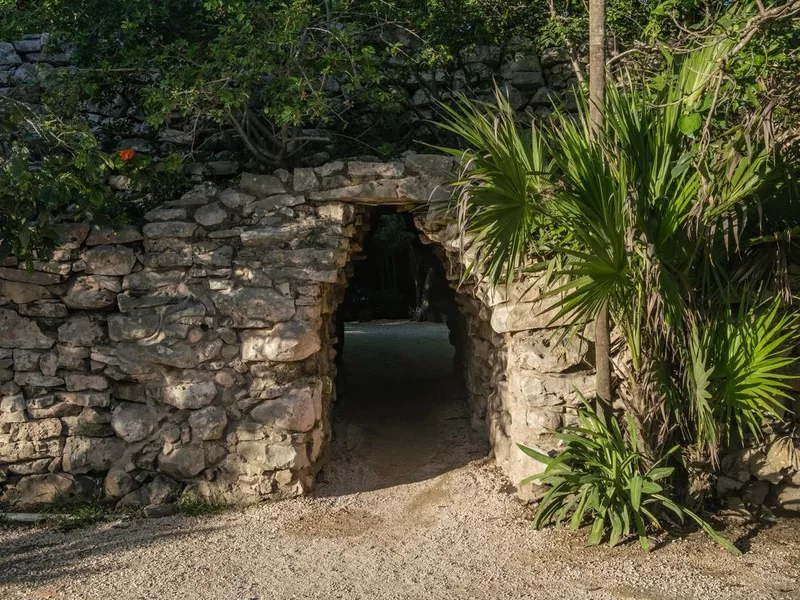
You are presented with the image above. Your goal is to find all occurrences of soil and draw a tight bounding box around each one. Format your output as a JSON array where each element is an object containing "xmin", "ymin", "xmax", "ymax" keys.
[{"xmin": 0, "ymin": 321, "xmax": 799, "ymax": 600}]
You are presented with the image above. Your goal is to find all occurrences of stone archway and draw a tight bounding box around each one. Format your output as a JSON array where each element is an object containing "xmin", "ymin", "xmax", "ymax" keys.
[{"xmin": 0, "ymin": 154, "xmax": 594, "ymax": 508}]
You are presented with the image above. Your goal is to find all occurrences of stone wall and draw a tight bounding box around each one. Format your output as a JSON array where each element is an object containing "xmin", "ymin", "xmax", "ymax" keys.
[
  {"xmin": 0, "ymin": 34, "xmax": 575, "ymax": 172},
  {"xmin": 0, "ymin": 154, "xmax": 596, "ymax": 508},
  {"xmin": 3, "ymin": 153, "xmax": 796, "ymax": 512}
]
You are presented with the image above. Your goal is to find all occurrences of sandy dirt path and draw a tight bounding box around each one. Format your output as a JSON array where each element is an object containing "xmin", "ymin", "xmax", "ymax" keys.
[{"xmin": 0, "ymin": 321, "xmax": 798, "ymax": 600}]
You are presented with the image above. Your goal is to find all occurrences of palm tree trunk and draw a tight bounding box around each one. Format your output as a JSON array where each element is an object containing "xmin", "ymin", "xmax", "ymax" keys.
[{"xmin": 589, "ymin": 0, "xmax": 613, "ymax": 406}]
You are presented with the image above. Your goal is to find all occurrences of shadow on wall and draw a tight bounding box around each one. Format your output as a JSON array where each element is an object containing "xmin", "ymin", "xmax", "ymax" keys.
[{"xmin": 316, "ymin": 321, "xmax": 489, "ymax": 497}]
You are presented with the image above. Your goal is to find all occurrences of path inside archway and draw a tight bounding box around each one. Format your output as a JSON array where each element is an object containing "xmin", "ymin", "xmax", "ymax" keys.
[{"xmin": 317, "ymin": 320, "xmax": 488, "ymax": 496}]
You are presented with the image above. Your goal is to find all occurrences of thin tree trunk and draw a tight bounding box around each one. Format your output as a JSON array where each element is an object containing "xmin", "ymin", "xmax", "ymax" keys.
[{"xmin": 589, "ymin": 0, "xmax": 613, "ymax": 406}]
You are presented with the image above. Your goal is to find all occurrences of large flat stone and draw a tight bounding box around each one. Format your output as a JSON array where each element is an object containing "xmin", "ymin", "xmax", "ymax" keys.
[
  {"xmin": 210, "ymin": 287, "xmax": 295, "ymax": 327},
  {"xmin": 0, "ymin": 266, "xmax": 60, "ymax": 285},
  {"xmin": 85, "ymin": 225, "xmax": 143, "ymax": 246},
  {"xmin": 240, "ymin": 321, "xmax": 321, "ymax": 362},
  {"xmin": 0, "ymin": 310, "xmax": 54, "ymax": 348},
  {"xmin": 142, "ymin": 221, "xmax": 198, "ymax": 239},
  {"xmin": 307, "ymin": 179, "xmax": 399, "ymax": 204},
  {"xmin": 250, "ymin": 384, "xmax": 320, "ymax": 432},
  {"xmin": 0, "ymin": 279, "xmax": 52, "ymax": 304},
  {"xmin": 116, "ymin": 339, "xmax": 223, "ymax": 369},
  {"xmin": 163, "ymin": 380, "xmax": 218, "ymax": 409},
  {"xmin": 239, "ymin": 173, "xmax": 285, "ymax": 197},
  {"xmin": 62, "ymin": 436, "xmax": 125, "ymax": 473},
  {"xmin": 81, "ymin": 245, "xmax": 137, "ymax": 276}
]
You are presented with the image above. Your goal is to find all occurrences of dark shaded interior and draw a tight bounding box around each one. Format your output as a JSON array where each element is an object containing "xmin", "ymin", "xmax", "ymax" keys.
[{"xmin": 317, "ymin": 209, "xmax": 488, "ymax": 496}]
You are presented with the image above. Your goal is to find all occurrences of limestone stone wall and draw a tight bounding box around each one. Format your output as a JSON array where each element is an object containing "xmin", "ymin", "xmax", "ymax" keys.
[
  {"xmin": 1, "ymin": 153, "xmax": 594, "ymax": 508},
  {"xmin": 1, "ymin": 34, "xmax": 575, "ymax": 172}
]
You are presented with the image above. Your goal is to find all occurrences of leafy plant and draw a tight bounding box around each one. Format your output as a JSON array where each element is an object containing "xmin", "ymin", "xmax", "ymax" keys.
[
  {"xmin": 437, "ymin": 34, "xmax": 800, "ymax": 470},
  {"xmin": 0, "ymin": 97, "xmax": 186, "ymax": 265},
  {"xmin": 177, "ymin": 492, "xmax": 228, "ymax": 517},
  {"xmin": 519, "ymin": 402, "xmax": 740, "ymax": 554}
]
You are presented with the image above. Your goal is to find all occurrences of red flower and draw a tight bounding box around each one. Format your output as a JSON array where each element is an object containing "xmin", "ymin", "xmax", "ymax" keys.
[{"xmin": 118, "ymin": 148, "xmax": 135, "ymax": 161}]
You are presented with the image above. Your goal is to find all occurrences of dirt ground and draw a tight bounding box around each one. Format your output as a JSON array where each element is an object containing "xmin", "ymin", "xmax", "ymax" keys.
[{"xmin": 1, "ymin": 321, "xmax": 799, "ymax": 600}]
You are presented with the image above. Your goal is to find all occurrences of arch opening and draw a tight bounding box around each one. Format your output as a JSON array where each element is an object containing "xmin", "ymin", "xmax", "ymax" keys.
[{"xmin": 316, "ymin": 206, "xmax": 488, "ymax": 496}]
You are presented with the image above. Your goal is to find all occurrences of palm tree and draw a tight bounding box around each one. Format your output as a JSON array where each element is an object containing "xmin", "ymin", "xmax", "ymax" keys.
[
  {"xmin": 588, "ymin": 0, "xmax": 613, "ymax": 407},
  {"xmin": 435, "ymin": 40, "xmax": 800, "ymax": 467}
]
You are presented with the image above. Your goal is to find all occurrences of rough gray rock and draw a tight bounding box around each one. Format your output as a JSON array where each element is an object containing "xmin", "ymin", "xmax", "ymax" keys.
[
  {"xmin": 111, "ymin": 402, "xmax": 159, "ymax": 442},
  {"xmin": 158, "ymin": 445, "xmax": 206, "ymax": 479},
  {"xmin": 82, "ymin": 245, "xmax": 137, "ymax": 275},
  {"xmin": 164, "ymin": 381, "xmax": 218, "ymax": 410},
  {"xmin": 188, "ymin": 406, "xmax": 228, "ymax": 441},
  {"xmin": 240, "ymin": 322, "xmax": 321, "ymax": 362}
]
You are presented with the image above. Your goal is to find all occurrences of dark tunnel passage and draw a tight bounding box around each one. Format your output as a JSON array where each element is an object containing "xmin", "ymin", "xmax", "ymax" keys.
[{"xmin": 316, "ymin": 208, "xmax": 489, "ymax": 496}]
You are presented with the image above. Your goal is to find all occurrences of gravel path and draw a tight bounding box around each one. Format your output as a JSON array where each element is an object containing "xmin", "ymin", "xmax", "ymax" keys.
[{"xmin": 1, "ymin": 321, "xmax": 799, "ymax": 600}]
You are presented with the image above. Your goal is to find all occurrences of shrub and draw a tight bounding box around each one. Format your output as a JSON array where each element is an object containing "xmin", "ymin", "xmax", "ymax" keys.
[{"xmin": 519, "ymin": 402, "xmax": 740, "ymax": 554}]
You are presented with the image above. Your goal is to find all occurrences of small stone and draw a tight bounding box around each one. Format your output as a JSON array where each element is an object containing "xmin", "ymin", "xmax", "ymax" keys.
[
  {"xmin": 194, "ymin": 202, "xmax": 228, "ymax": 227},
  {"xmin": 108, "ymin": 313, "xmax": 160, "ymax": 341},
  {"xmin": 111, "ymin": 402, "xmax": 159, "ymax": 442},
  {"xmin": 57, "ymin": 345, "xmax": 90, "ymax": 370},
  {"xmin": 63, "ymin": 373, "xmax": 109, "ymax": 392},
  {"xmin": 189, "ymin": 405, "xmax": 227, "ymax": 441},
  {"xmin": 58, "ymin": 314, "xmax": 105, "ymax": 346},
  {"xmin": 314, "ymin": 161, "xmax": 345, "ymax": 178},
  {"xmin": 0, "ymin": 42, "xmax": 22, "ymax": 66},
  {"xmin": 13, "ymin": 349, "xmax": 41, "ymax": 371},
  {"xmin": 292, "ymin": 168, "xmax": 319, "ymax": 192},
  {"xmin": 243, "ymin": 194, "xmax": 305, "ymax": 216},
  {"xmin": 54, "ymin": 223, "xmax": 90, "ymax": 249},
  {"xmin": 64, "ymin": 276, "xmax": 119, "ymax": 309},
  {"xmin": 147, "ymin": 474, "xmax": 179, "ymax": 504},
  {"xmin": 144, "ymin": 503, "xmax": 178, "ymax": 518},
  {"xmin": 105, "ymin": 467, "xmax": 137, "ymax": 498},
  {"xmin": 158, "ymin": 445, "xmax": 205, "ymax": 479},
  {"xmin": 39, "ymin": 352, "xmax": 58, "ymax": 377},
  {"xmin": 142, "ymin": 221, "xmax": 198, "ymax": 239},
  {"xmin": 250, "ymin": 385, "xmax": 320, "ymax": 432},
  {"xmin": 239, "ymin": 173, "xmax": 285, "ymax": 197},
  {"xmin": 0, "ymin": 393, "xmax": 25, "ymax": 413},
  {"xmin": 206, "ymin": 160, "xmax": 239, "ymax": 176},
  {"xmin": 240, "ymin": 321, "xmax": 321, "ymax": 362},
  {"xmin": 57, "ymin": 391, "xmax": 111, "ymax": 407},
  {"xmin": 218, "ymin": 188, "xmax": 255, "ymax": 209},
  {"xmin": 84, "ymin": 225, "xmax": 143, "ymax": 246},
  {"xmin": 163, "ymin": 381, "xmax": 217, "ymax": 410},
  {"xmin": 81, "ymin": 245, "xmax": 137, "ymax": 276},
  {"xmin": 167, "ymin": 183, "xmax": 219, "ymax": 208}
]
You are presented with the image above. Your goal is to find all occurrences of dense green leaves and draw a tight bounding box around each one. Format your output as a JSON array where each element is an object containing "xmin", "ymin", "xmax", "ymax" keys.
[
  {"xmin": 0, "ymin": 98, "xmax": 186, "ymax": 265},
  {"xmin": 520, "ymin": 402, "xmax": 740, "ymax": 553},
  {"xmin": 438, "ymin": 37, "xmax": 800, "ymax": 468}
]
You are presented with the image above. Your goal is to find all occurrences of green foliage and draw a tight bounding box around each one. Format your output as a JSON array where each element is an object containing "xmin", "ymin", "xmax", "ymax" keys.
[
  {"xmin": 177, "ymin": 492, "xmax": 229, "ymax": 517},
  {"xmin": 438, "ymin": 37, "xmax": 800, "ymax": 470},
  {"xmin": 519, "ymin": 402, "xmax": 740, "ymax": 554},
  {"xmin": 435, "ymin": 88, "xmax": 555, "ymax": 284},
  {"xmin": 37, "ymin": 499, "xmax": 130, "ymax": 531},
  {"xmin": 0, "ymin": 98, "xmax": 186, "ymax": 265},
  {"xmin": 688, "ymin": 299, "xmax": 800, "ymax": 452}
]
